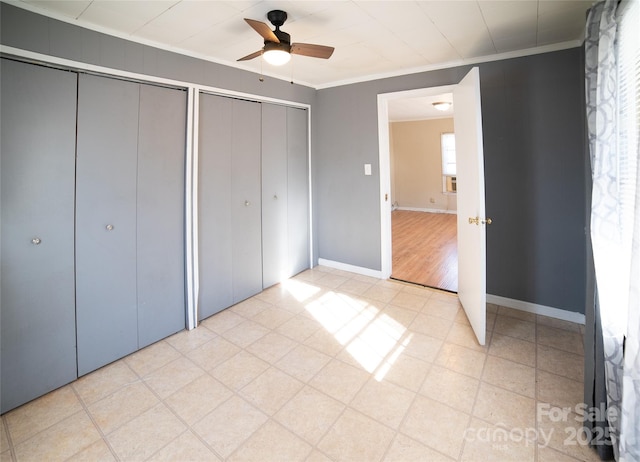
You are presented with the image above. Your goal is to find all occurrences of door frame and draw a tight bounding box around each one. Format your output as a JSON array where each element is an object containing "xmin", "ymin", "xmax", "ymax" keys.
[{"xmin": 377, "ymin": 85, "xmax": 456, "ymax": 279}]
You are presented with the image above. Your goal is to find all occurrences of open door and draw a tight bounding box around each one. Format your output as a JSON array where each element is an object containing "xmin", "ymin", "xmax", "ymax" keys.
[{"xmin": 454, "ymin": 67, "xmax": 489, "ymax": 345}]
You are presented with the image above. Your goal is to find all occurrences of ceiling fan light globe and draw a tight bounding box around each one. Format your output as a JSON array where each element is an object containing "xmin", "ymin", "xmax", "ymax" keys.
[
  {"xmin": 432, "ymin": 101, "xmax": 452, "ymax": 111},
  {"xmin": 263, "ymin": 49, "xmax": 291, "ymax": 66}
]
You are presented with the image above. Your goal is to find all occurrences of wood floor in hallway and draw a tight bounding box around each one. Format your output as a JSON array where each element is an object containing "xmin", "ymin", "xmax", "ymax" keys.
[{"xmin": 391, "ymin": 210, "xmax": 458, "ymax": 292}]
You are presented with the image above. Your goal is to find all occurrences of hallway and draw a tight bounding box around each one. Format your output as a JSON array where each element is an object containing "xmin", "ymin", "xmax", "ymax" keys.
[{"xmin": 391, "ymin": 210, "xmax": 458, "ymax": 292}]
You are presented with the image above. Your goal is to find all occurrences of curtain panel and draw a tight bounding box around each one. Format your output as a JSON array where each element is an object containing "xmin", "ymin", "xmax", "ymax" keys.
[{"xmin": 585, "ymin": 0, "xmax": 640, "ymax": 460}]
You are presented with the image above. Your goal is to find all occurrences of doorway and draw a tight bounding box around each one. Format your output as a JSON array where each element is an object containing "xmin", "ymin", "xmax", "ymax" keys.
[
  {"xmin": 377, "ymin": 86, "xmax": 458, "ymax": 291},
  {"xmin": 379, "ymin": 69, "xmax": 488, "ymax": 345}
]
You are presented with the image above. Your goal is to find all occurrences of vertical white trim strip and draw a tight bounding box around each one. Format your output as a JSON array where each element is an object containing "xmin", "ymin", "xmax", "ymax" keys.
[
  {"xmin": 377, "ymin": 96, "xmax": 392, "ymax": 278},
  {"xmin": 307, "ymin": 106, "xmax": 314, "ymax": 268},
  {"xmin": 191, "ymin": 89, "xmax": 201, "ymax": 328},
  {"xmin": 184, "ymin": 87, "xmax": 197, "ymax": 330}
]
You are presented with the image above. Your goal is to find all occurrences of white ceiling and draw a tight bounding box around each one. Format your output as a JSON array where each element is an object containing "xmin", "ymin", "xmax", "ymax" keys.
[
  {"xmin": 388, "ymin": 92, "xmax": 454, "ymax": 122},
  {"xmin": 13, "ymin": 0, "xmax": 593, "ymax": 90}
]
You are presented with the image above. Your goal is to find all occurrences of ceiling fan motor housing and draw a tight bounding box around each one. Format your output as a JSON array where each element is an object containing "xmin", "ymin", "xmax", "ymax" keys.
[
  {"xmin": 267, "ymin": 10, "xmax": 288, "ymax": 28},
  {"xmin": 266, "ymin": 10, "xmax": 291, "ymax": 45}
]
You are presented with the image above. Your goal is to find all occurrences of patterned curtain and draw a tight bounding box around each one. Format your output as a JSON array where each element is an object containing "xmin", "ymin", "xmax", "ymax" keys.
[{"xmin": 585, "ymin": 1, "xmax": 640, "ymax": 460}]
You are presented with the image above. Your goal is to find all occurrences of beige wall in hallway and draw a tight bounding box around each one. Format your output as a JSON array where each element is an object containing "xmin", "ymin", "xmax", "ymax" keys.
[{"xmin": 390, "ymin": 118, "xmax": 457, "ymax": 212}]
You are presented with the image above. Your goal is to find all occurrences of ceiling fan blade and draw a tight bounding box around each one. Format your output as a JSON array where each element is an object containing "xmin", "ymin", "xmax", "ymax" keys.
[
  {"xmin": 237, "ymin": 50, "xmax": 263, "ymax": 61},
  {"xmin": 291, "ymin": 43, "xmax": 334, "ymax": 59},
  {"xmin": 244, "ymin": 18, "xmax": 279, "ymax": 43}
]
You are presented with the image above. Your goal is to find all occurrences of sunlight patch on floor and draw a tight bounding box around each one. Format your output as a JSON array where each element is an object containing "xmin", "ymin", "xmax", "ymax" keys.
[
  {"xmin": 375, "ymin": 334, "xmax": 412, "ymax": 381},
  {"xmin": 281, "ymin": 278, "xmax": 322, "ymax": 302},
  {"xmin": 335, "ymin": 305, "xmax": 377, "ymax": 345},
  {"xmin": 286, "ymin": 280, "xmax": 413, "ymax": 380}
]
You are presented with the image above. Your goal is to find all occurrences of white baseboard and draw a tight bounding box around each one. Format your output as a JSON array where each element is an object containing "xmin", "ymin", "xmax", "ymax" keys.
[
  {"xmin": 487, "ymin": 294, "xmax": 586, "ymax": 325},
  {"xmin": 396, "ymin": 207, "xmax": 457, "ymax": 214},
  {"xmin": 317, "ymin": 258, "xmax": 384, "ymax": 279},
  {"xmin": 315, "ymin": 260, "xmax": 585, "ymax": 325}
]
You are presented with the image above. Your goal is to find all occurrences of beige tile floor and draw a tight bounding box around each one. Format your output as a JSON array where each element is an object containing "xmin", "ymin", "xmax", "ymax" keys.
[{"xmin": 1, "ymin": 266, "xmax": 599, "ymax": 462}]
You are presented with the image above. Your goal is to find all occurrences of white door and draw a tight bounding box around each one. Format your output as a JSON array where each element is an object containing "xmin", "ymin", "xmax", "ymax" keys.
[{"xmin": 454, "ymin": 67, "xmax": 489, "ymax": 345}]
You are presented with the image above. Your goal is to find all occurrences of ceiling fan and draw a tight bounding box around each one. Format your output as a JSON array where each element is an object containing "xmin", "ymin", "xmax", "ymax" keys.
[{"xmin": 238, "ymin": 10, "xmax": 335, "ymax": 66}]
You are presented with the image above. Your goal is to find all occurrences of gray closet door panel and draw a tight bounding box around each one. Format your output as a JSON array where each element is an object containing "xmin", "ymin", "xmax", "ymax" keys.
[
  {"xmin": 287, "ymin": 107, "xmax": 310, "ymax": 276},
  {"xmin": 0, "ymin": 59, "xmax": 78, "ymax": 413},
  {"xmin": 76, "ymin": 74, "xmax": 139, "ymax": 376},
  {"xmin": 231, "ymin": 99, "xmax": 262, "ymax": 302},
  {"xmin": 261, "ymin": 103, "xmax": 289, "ymax": 288},
  {"xmin": 198, "ymin": 93, "xmax": 233, "ymax": 319},
  {"xmin": 137, "ymin": 84, "xmax": 187, "ymax": 347}
]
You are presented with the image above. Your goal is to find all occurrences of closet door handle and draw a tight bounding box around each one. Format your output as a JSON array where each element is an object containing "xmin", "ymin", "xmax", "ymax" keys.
[
  {"xmin": 244, "ymin": 200, "xmax": 250, "ymax": 207},
  {"xmin": 106, "ymin": 224, "xmax": 114, "ymax": 231},
  {"xmin": 31, "ymin": 237, "xmax": 42, "ymax": 245}
]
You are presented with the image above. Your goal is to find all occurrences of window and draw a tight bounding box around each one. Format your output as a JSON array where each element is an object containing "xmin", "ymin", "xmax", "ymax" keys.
[
  {"xmin": 441, "ymin": 132, "xmax": 456, "ymax": 193},
  {"xmin": 617, "ymin": 0, "xmax": 639, "ymax": 237}
]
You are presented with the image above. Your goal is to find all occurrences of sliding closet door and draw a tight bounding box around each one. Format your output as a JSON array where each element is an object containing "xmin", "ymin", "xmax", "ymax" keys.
[
  {"xmin": 287, "ymin": 107, "xmax": 310, "ymax": 276},
  {"xmin": 262, "ymin": 103, "xmax": 289, "ymax": 288},
  {"xmin": 137, "ymin": 85, "xmax": 187, "ymax": 348},
  {"xmin": 198, "ymin": 94, "xmax": 234, "ymax": 319},
  {"xmin": 76, "ymin": 74, "xmax": 139, "ymax": 376},
  {"xmin": 231, "ymin": 99, "xmax": 263, "ymax": 302},
  {"xmin": 0, "ymin": 60, "xmax": 78, "ymax": 413}
]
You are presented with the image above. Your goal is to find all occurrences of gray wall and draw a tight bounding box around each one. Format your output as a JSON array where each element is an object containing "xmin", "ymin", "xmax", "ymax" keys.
[
  {"xmin": 314, "ymin": 49, "xmax": 587, "ymax": 314},
  {"xmin": 481, "ymin": 51, "xmax": 586, "ymax": 314},
  {"xmin": 0, "ymin": 3, "xmax": 316, "ymax": 106},
  {"xmin": 314, "ymin": 66, "xmax": 470, "ymax": 271},
  {"xmin": 1, "ymin": 3, "xmax": 587, "ymax": 314}
]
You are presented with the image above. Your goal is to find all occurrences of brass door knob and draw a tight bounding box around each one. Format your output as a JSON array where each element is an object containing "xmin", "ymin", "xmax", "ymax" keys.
[{"xmin": 468, "ymin": 217, "xmax": 492, "ymax": 225}]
